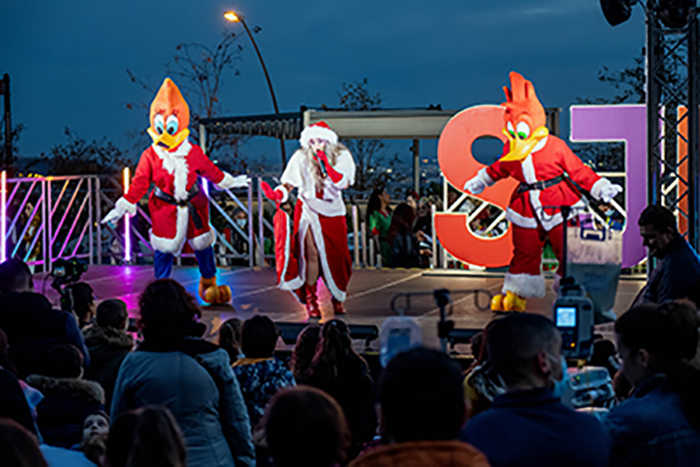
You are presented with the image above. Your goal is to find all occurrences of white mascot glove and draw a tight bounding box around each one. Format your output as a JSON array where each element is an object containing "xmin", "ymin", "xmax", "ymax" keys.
[
  {"xmin": 217, "ymin": 172, "xmax": 250, "ymax": 190},
  {"xmin": 463, "ymin": 175, "xmax": 486, "ymax": 195},
  {"xmin": 101, "ymin": 198, "xmax": 136, "ymax": 225},
  {"xmin": 600, "ymin": 184, "xmax": 623, "ymax": 203}
]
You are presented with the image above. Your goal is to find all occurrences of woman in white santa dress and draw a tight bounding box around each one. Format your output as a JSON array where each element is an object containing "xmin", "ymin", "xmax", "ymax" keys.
[{"xmin": 262, "ymin": 122, "xmax": 356, "ymax": 318}]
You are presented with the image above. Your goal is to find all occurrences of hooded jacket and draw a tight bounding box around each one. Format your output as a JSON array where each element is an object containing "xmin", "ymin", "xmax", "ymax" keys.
[
  {"xmin": 83, "ymin": 325, "xmax": 133, "ymax": 407},
  {"xmin": 25, "ymin": 374, "xmax": 104, "ymax": 448}
]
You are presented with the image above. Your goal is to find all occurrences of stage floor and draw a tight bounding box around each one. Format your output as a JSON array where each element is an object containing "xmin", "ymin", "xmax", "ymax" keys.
[{"xmin": 39, "ymin": 266, "xmax": 645, "ymax": 352}]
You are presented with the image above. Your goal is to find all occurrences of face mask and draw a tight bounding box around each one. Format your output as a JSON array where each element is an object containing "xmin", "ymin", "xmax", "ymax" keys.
[
  {"xmin": 548, "ymin": 354, "xmax": 570, "ymax": 399},
  {"xmin": 235, "ymin": 218, "xmax": 247, "ymax": 228}
]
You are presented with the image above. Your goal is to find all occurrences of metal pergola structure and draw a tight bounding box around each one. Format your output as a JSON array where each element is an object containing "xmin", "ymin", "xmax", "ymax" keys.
[
  {"xmin": 198, "ymin": 107, "xmax": 561, "ymax": 193},
  {"xmin": 646, "ymin": 2, "xmax": 700, "ymax": 256}
]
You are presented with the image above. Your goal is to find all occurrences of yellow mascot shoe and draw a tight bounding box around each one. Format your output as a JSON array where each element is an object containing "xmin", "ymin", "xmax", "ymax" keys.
[
  {"xmin": 490, "ymin": 293, "xmax": 505, "ymax": 312},
  {"xmin": 217, "ymin": 285, "xmax": 232, "ymax": 304},
  {"xmin": 200, "ymin": 277, "xmax": 221, "ymax": 304},
  {"xmin": 503, "ymin": 291, "xmax": 527, "ymax": 312}
]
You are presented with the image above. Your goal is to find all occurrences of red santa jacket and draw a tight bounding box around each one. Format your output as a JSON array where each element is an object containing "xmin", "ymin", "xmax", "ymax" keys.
[
  {"xmin": 477, "ymin": 135, "xmax": 608, "ymax": 231},
  {"xmin": 124, "ymin": 140, "xmax": 226, "ymax": 253}
]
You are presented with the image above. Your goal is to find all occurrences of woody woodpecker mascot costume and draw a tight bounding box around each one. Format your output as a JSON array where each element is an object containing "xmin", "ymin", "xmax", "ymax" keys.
[
  {"xmin": 463, "ymin": 72, "xmax": 622, "ymax": 312},
  {"xmin": 102, "ymin": 78, "xmax": 248, "ymax": 304},
  {"xmin": 261, "ymin": 122, "xmax": 356, "ymax": 318}
]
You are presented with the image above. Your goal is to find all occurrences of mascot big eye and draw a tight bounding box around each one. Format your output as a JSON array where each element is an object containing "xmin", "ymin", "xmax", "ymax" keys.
[{"xmin": 102, "ymin": 78, "xmax": 249, "ymax": 304}]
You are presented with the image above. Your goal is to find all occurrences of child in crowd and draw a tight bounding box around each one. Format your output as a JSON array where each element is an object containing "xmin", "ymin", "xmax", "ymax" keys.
[{"xmin": 218, "ymin": 317, "xmax": 244, "ymax": 362}]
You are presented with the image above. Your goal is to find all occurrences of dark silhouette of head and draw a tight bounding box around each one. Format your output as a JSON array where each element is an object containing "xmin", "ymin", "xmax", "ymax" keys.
[{"xmin": 265, "ymin": 386, "xmax": 350, "ymax": 467}]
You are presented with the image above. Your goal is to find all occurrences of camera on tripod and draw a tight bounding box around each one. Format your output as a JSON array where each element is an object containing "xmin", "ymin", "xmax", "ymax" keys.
[
  {"xmin": 50, "ymin": 258, "xmax": 88, "ymax": 312},
  {"xmin": 553, "ymin": 277, "xmax": 595, "ymax": 359}
]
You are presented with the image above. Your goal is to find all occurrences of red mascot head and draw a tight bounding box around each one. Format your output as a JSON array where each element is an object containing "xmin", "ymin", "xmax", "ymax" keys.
[
  {"xmin": 146, "ymin": 78, "xmax": 191, "ymax": 151},
  {"xmin": 500, "ymin": 72, "xmax": 549, "ymax": 161}
]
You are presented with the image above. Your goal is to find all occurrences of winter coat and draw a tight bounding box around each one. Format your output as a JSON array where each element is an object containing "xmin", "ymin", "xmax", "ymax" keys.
[
  {"xmin": 0, "ymin": 367, "xmax": 36, "ymax": 435},
  {"xmin": 388, "ymin": 230, "xmax": 421, "ymax": 268},
  {"xmin": 641, "ymin": 235, "xmax": 700, "ymax": 306},
  {"xmin": 0, "ymin": 291, "xmax": 90, "ymax": 378},
  {"xmin": 111, "ymin": 337, "xmax": 255, "ymax": 467},
  {"xmin": 83, "ymin": 325, "xmax": 133, "ymax": 407},
  {"xmin": 25, "ymin": 374, "xmax": 104, "ymax": 448},
  {"xmin": 350, "ymin": 440, "xmax": 490, "ymax": 467},
  {"xmin": 602, "ymin": 374, "xmax": 700, "ymax": 467},
  {"xmin": 232, "ymin": 357, "xmax": 296, "ymax": 429}
]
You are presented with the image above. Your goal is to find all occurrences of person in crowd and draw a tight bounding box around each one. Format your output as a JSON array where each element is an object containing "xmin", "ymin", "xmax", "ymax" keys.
[
  {"xmin": 463, "ymin": 320, "xmax": 505, "ymax": 418},
  {"xmin": 106, "ymin": 406, "xmax": 186, "ymax": 467},
  {"xmin": 405, "ymin": 189, "xmax": 419, "ymax": 210},
  {"xmin": 459, "ymin": 313, "xmax": 611, "ymax": 467},
  {"xmin": 65, "ymin": 282, "xmax": 96, "ymax": 329},
  {"xmin": 110, "ymin": 279, "xmax": 255, "ymax": 467},
  {"xmin": 26, "ymin": 344, "xmax": 104, "ymax": 448},
  {"xmin": 305, "ymin": 319, "xmax": 377, "ymax": 458},
  {"xmin": 0, "ymin": 418, "xmax": 48, "ymax": 467},
  {"xmin": 0, "ymin": 258, "xmax": 90, "ymax": 378},
  {"xmin": 264, "ymin": 386, "xmax": 351, "ymax": 467},
  {"xmin": 232, "ymin": 316, "xmax": 296, "ymax": 430},
  {"xmin": 588, "ymin": 338, "xmax": 620, "ymax": 378},
  {"xmin": 602, "ymin": 301, "xmax": 700, "ymax": 466},
  {"xmin": 83, "ymin": 299, "xmax": 134, "ymax": 407},
  {"xmin": 351, "ymin": 347, "xmax": 489, "ymax": 467},
  {"xmin": 386, "ymin": 203, "xmax": 431, "ymax": 268},
  {"xmin": 79, "ymin": 410, "xmax": 109, "ymax": 465},
  {"xmin": 413, "ymin": 197, "xmax": 433, "ymax": 237},
  {"xmin": 366, "ymin": 186, "xmax": 393, "ymax": 263},
  {"xmin": 289, "ymin": 325, "xmax": 321, "ymax": 385},
  {"xmin": 219, "ymin": 317, "xmax": 244, "ymax": 362},
  {"xmin": 635, "ymin": 205, "xmax": 700, "ymax": 306},
  {"xmin": 0, "ymin": 330, "xmax": 37, "ymax": 436}
]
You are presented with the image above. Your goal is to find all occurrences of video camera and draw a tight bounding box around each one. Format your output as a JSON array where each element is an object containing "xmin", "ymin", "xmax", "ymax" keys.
[
  {"xmin": 50, "ymin": 258, "xmax": 88, "ymax": 312},
  {"xmin": 553, "ymin": 277, "xmax": 595, "ymax": 359}
]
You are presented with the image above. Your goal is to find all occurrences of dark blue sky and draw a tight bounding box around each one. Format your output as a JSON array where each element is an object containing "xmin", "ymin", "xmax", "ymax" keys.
[{"xmin": 2, "ymin": 1, "xmax": 645, "ymax": 164}]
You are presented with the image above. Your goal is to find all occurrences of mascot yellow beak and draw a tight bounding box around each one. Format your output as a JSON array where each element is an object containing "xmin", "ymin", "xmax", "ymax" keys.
[
  {"xmin": 147, "ymin": 78, "xmax": 191, "ymax": 151},
  {"xmin": 500, "ymin": 125, "xmax": 549, "ymax": 162}
]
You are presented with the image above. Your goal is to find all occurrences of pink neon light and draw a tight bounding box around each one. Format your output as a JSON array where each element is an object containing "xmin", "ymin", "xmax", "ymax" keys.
[
  {"xmin": 1, "ymin": 171, "xmax": 6, "ymax": 263},
  {"xmin": 123, "ymin": 168, "xmax": 131, "ymax": 263}
]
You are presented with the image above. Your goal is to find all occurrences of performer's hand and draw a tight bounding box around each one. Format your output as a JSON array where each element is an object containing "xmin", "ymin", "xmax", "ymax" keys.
[
  {"xmin": 463, "ymin": 175, "xmax": 486, "ymax": 195},
  {"xmin": 261, "ymin": 181, "xmax": 284, "ymax": 202},
  {"xmin": 315, "ymin": 150, "xmax": 329, "ymax": 164},
  {"xmin": 600, "ymin": 183, "xmax": 623, "ymax": 203},
  {"xmin": 101, "ymin": 208, "xmax": 123, "ymax": 226}
]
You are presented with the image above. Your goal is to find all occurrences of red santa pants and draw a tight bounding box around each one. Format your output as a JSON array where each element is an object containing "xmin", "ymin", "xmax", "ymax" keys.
[
  {"xmin": 292, "ymin": 199, "xmax": 352, "ymax": 302},
  {"xmin": 509, "ymin": 222, "xmax": 564, "ymax": 277}
]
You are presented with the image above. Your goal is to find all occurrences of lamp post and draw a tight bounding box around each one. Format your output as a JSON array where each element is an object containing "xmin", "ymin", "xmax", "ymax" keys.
[{"xmin": 224, "ymin": 11, "xmax": 287, "ymax": 165}]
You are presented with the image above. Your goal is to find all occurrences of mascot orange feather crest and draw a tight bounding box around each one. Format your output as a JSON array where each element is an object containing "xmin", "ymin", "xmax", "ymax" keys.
[
  {"xmin": 499, "ymin": 72, "xmax": 549, "ymax": 162},
  {"xmin": 146, "ymin": 78, "xmax": 191, "ymax": 151}
]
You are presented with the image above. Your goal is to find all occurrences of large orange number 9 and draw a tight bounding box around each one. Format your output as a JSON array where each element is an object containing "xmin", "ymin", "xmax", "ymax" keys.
[{"xmin": 435, "ymin": 105, "xmax": 516, "ymax": 268}]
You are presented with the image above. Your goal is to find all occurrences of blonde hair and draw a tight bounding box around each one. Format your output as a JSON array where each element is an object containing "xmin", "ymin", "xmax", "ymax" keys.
[{"xmin": 304, "ymin": 142, "xmax": 348, "ymax": 191}]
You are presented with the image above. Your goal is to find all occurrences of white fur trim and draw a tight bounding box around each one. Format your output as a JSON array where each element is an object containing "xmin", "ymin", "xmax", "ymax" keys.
[
  {"xmin": 277, "ymin": 210, "xmax": 304, "ymax": 293},
  {"xmin": 275, "ymin": 185, "xmax": 289, "ymax": 204},
  {"xmin": 217, "ymin": 172, "xmax": 249, "ymax": 190},
  {"xmin": 297, "ymin": 203, "xmax": 347, "ymax": 302},
  {"xmin": 300, "ymin": 125, "xmax": 338, "ymax": 148},
  {"xmin": 150, "ymin": 206, "xmax": 189, "ymax": 254},
  {"xmin": 153, "ymin": 140, "xmax": 191, "ymax": 201},
  {"xmin": 116, "ymin": 197, "xmax": 137, "ymax": 216},
  {"xmin": 189, "ymin": 229, "xmax": 216, "ymax": 250},
  {"xmin": 590, "ymin": 178, "xmax": 612, "ymax": 201},
  {"xmin": 477, "ymin": 167, "xmax": 495, "ymax": 186},
  {"xmin": 520, "ymin": 153, "xmax": 586, "ymax": 231},
  {"xmin": 502, "ymin": 272, "xmax": 545, "ymax": 298},
  {"xmin": 532, "ymin": 135, "xmax": 549, "ymax": 153},
  {"xmin": 506, "ymin": 207, "xmax": 538, "ymax": 229}
]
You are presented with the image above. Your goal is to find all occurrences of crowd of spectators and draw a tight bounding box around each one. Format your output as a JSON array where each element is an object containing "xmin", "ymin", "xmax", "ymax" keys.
[{"xmin": 2, "ymin": 204, "xmax": 700, "ymax": 466}]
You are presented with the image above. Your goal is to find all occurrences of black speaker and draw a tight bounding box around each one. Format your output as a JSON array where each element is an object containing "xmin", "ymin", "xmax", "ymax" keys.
[{"xmin": 600, "ymin": 0, "xmax": 634, "ymax": 26}]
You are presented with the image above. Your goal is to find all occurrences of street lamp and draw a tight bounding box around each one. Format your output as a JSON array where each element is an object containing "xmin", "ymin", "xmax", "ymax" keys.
[{"xmin": 224, "ymin": 11, "xmax": 287, "ymax": 165}]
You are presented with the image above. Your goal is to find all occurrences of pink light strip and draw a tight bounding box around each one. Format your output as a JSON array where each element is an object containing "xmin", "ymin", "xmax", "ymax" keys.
[
  {"xmin": 1, "ymin": 171, "xmax": 6, "ymax": 263},
  {"xmin": 123, "ymin": 168, "xmax": 131, "ymax": 263}
]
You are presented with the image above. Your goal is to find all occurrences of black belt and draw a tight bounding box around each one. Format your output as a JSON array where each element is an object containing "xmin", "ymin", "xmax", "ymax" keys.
[
  {"xmin": 516, "ymin": 175, "xmax": 566, "ymax": 194},
  {"xmin": 153, "ymin": 184, "xmax": 204, "ymax": 230}
]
